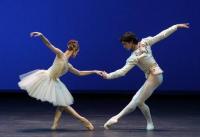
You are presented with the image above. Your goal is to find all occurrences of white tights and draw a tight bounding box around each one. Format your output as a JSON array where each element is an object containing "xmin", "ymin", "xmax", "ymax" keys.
[{"xmin": 105, "ymin": 74, "xmax": 163, "ymax": 130}]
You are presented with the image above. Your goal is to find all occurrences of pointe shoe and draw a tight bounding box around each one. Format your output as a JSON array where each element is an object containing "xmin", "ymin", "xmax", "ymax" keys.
[
  {"xmin": 51, "ymin": 123, "xmax": 58, "ymax": 130},
  {"xmin": 104, "ymin": 117, "xmax": 118, "ymax": 129},
  {"xmin": 80, "ymin": 117, "xmax": 94, "ymax": 131},
  {"xmin": 146, "ymin": 123, "xmax": 154, "ymax": 130}
]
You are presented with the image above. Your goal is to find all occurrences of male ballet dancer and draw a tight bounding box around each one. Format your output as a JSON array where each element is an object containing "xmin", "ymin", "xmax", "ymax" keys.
[{"xmin": 102, "ymin": 23, "xmax": 189, "ymax": 130}]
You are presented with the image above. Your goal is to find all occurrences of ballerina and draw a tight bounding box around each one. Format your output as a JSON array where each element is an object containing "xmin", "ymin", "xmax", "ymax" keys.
[
  {"xmin": 18, "ymin": 32, "xmax": 102, "ymax": 130},
  {"xmin": 102, "ymin": 23, "xmax": 189, "ymax": 130}
]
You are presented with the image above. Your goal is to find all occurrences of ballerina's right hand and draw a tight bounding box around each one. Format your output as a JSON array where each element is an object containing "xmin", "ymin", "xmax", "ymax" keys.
[
  {"xmin": 101, "ymin": 71, "xmax": 109, "ymax": 79},
  {"xmin": 30, "ymin": 32, "xmax": 42, "ymax": 37},
  {"xmin": 94, "ymin": 70, "xmax": 104, "ymax": 76}
]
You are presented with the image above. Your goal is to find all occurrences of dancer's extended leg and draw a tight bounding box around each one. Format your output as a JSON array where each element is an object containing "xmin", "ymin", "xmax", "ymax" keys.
[{"xmin": 104, "ymin": 74, "xmax": 163, "ymax": 129}]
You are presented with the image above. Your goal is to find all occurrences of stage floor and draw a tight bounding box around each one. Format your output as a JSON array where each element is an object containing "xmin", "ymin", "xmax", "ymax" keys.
[{"xmin": 0, "ymin": 93, "xmax": 200, "ymax": 137}]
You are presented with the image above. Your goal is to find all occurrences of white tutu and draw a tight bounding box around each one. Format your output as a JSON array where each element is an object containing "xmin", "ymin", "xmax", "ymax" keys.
[{"xmin": 18, "ymin": 69, "xmax": 74, "ymax": 106}]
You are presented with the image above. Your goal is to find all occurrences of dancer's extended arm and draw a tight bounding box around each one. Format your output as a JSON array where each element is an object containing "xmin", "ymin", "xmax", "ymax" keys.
[{"xmin": 30, "ymin": 32, "xmax": 63, "ymax": 56}]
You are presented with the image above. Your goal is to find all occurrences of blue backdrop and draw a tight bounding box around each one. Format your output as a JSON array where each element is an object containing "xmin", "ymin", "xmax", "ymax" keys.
[{"xmin": 0, "ymin": 0, "xmax": 199, "ymax": 92}]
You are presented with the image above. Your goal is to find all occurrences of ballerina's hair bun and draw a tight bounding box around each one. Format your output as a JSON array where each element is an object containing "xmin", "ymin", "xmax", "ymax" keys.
[{"xmin": 67, "ymin": 40, "xmax": 79, "ymax": 51}]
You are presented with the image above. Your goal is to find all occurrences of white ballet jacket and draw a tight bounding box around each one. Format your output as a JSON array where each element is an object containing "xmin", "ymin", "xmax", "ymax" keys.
[{"xmin": 107, "ymin": 25, "xmax": 178, "ymax": 79}]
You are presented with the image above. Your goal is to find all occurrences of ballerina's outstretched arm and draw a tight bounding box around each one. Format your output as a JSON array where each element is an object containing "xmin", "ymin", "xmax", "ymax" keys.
[
  {"xmin": 30, "ymin": 32, "xmax": 63, "ymax": 57},
  {"xmin": 144, "ymin": 23, "xmax": 190, "ymax": 46},
  {"xmin": 68, "ymin": 63, "xmax": 102, "ymax": 76}
]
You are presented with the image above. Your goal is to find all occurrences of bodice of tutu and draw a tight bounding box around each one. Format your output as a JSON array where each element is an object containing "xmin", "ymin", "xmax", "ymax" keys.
[{"xmin": 47, "ymin": 56, "xmax": 69, "ymax": 79}]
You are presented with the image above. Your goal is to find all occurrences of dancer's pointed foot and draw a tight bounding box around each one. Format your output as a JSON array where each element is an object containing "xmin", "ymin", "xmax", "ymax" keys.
[
  {"xmin": 146, "ymin": 123, "xmax": 154, "ymax": 130},
  {"xmin": 51, "ymin": 123, "xmax": 59, "ymax": 130},
  {"xmin": 104, "ymin": 116, "xmax": 118, "ymax": 129},
  {"xmin": 80, "ymin": 117, "xmax": 94, "ymax": 131}
]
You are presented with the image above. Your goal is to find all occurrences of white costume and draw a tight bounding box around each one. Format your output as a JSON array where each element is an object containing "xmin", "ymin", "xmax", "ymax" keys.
[
  {"xmin": 104, "ymin": 25, "xmax": 178, "ymax": 130},
  {"xmin": 18, "ymin": 56, "xmax": 74, "ymax": 107}
]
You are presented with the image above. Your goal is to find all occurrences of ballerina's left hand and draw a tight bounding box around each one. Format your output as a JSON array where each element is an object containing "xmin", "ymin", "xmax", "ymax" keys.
[{"xmin": 30, "ymin": 32, "xmax": 43, "ymax": 37}]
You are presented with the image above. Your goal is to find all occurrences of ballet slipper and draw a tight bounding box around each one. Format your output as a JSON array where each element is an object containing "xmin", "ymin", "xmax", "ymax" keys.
[
  {"xmin": 104, "ymin": 116, "xmax": 118, "ymax": 129},
  {"xmin": 146, "ymin": 123, "xmax": 154, "ymax": 130},
  {"xmin": 51, "ymin": 122, "xmax": 59, "ymax": 130},
  {"xmin": 80, "ymin": 117, "xmax": 94, "ymax": 131}
]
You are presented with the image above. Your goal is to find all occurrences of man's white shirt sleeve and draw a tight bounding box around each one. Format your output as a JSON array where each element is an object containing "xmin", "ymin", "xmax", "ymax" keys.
[
  {"xmin": 142, "ymin": 25, "xmax": 178, "ymax": 46},
  {"xmin": 107, "ymin": 54, "xmax": 139, "ymax": 79}
]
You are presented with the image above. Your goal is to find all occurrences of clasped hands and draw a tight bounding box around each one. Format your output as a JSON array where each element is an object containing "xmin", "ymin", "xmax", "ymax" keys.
[{"xmin": 94, "ymin": 70, "xmax": 109, "ymax": 79}]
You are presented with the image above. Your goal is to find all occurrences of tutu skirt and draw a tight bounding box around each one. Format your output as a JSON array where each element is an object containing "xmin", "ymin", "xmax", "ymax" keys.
[{"xmin": 18, "ymin": 69, "xmax": 74, "ymax": 106}]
